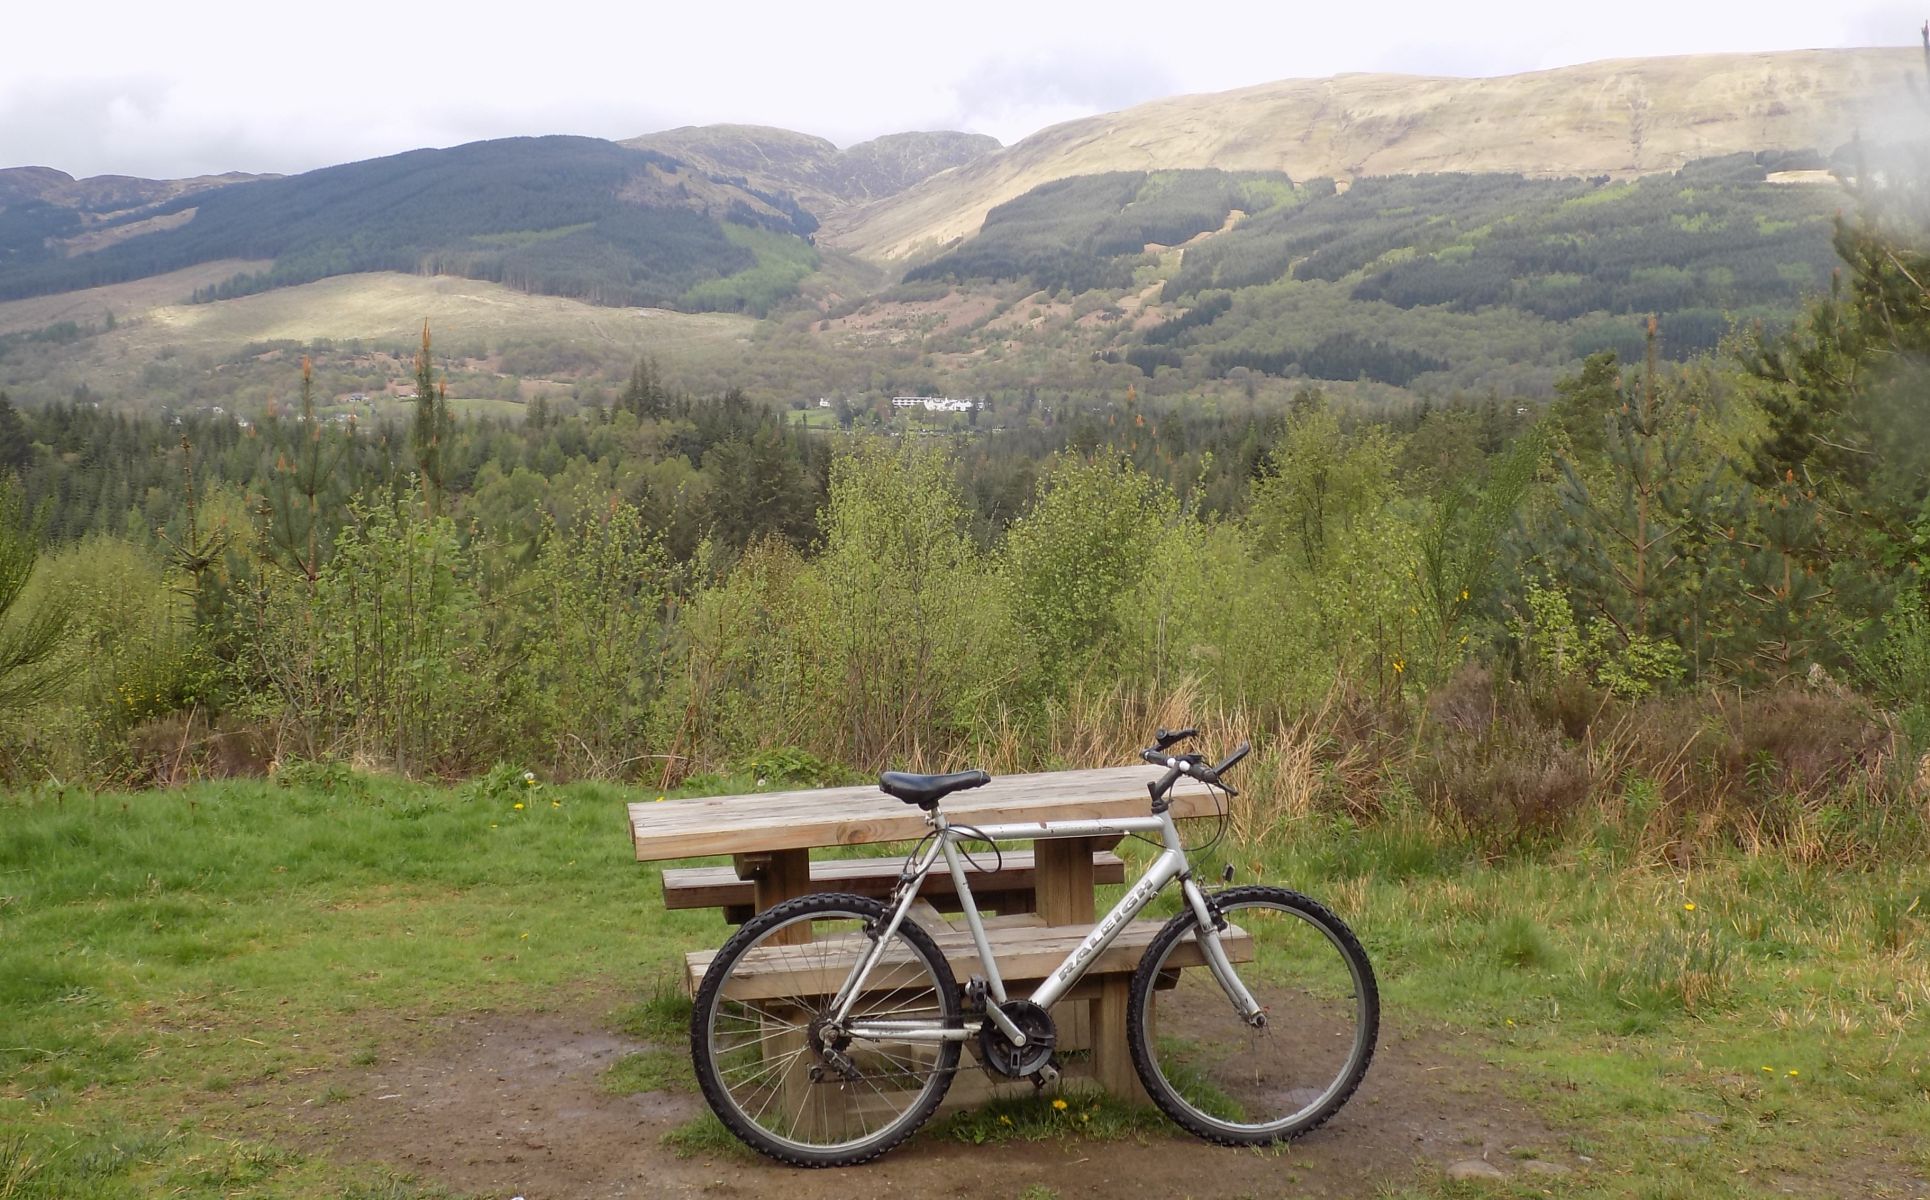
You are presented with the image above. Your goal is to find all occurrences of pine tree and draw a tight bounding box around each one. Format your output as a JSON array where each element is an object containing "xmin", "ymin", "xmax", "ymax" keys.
[
  {"xmin": 158, "ymin": 434, "xmax": 232, "ymax": 627},
  {"xmin": 0, "ymin": 477, "xmax": 68, "ymax": 714},
  {"xmin": 1728, "ymin": 476, "xmax": 1834, "ymax": 679},
  {"xmin": 1535, "ymin": 318, "xmax": 1730, "ymax": 689},
  {"xmin": 411, "ymin": 322, "xmax": 451, "ymax": 516},
  {"xmin": 620, "ymin": 357, "xmax": 667, "ymax": 418},
  {"xmin": 254, "ymin": 356, "xmax": 349, "ymax": 583}
]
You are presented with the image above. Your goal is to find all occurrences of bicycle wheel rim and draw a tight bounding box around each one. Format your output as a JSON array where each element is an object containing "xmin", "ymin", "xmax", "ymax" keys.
[
  {"xmin": 1139, "ymin": 896, "xmax": 1375, "ymax": 1139},
  {"xmin": 699, "ymin": 908, "xmax": 954, "ymax": 1156}
]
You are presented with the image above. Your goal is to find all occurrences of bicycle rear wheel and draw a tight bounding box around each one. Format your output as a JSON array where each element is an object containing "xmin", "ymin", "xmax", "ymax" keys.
[
  {"xmin": 690, "ymin": 892, "xmax": 960, "ymax": 1167},
  {"xmin": 1127, "ymin": 885, "xmax": 1377, "ymax": 1145}
]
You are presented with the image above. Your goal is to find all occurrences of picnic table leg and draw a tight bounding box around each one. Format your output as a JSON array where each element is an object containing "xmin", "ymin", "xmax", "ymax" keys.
[
  {"xmin": 1034, "ymin": 837, "xmax": 1096, "ymax": 1056},
  {"xmin": 733, "ymin": 849, "xmax": 814, "ymax": 945},
  {"xmin": 1092, "ymin": 975, "xmax": 1149, "ymax": 1103}
]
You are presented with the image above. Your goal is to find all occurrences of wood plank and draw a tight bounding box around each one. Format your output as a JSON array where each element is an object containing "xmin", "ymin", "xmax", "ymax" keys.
[
  {"xmin": 661, "ymin": 851, "xmax": 1128, "ymax": 910},
  {"xmin": 1091, "ymin": 974, "xmax": 1149, "ymax": 1103},
  {"xmin": 684, "ymin": 920, "xmax": 1253, "ymax": 1002},
  {"xmin": 1035, "ymin": 837, "xmax": 1098, "ymax": 1051},
  {"xmin": 631, "ymin": 765, "xmax": 1221, "ymax": 861},
  {"xmin": 906, "ymin": 898, "xmax": 951, "ymax": 933},
  {"xmin": 742, "ymin": 848, "xmax": 812, "ymax": 945},
  {"xmin": 1033, "ymin": 839, "xmax": 1098, "ymax": 925}
]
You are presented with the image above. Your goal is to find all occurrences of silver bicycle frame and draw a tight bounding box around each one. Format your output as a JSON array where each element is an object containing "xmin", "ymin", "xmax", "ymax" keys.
[{"xmin": 832, "ymin": 800, "xmax": 1262, "ymax": 1046}]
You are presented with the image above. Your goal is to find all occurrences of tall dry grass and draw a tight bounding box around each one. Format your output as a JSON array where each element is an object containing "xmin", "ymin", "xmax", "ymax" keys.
[
  {"xmin": 957, "ymin": 676, "xmax": 1392, "ymax": 847},
  {"xmin": 953, "ymin": 665, "xmax": 1929, "ymax": 862}
]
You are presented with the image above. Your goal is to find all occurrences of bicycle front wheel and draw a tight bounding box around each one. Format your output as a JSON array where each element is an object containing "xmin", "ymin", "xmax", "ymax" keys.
[
  {"xmin": 690, "ymin": 892, "xmax": 960, "ymax": 1167},
  {"xmin": 1127, "ymin": 885, "xmax": 1378, "ymax": 1145}
]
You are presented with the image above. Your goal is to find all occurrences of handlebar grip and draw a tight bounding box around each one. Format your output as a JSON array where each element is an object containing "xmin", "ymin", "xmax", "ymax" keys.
[
  {"xmin": 1213, "ymin": 742, "xmax": 1251, "ymax": 777},
  {"xmin": 1154, "ymin": 726, "xmax": 1200, "ymax": 752}
]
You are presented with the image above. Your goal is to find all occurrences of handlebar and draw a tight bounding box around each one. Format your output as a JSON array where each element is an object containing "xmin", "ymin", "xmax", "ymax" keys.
[
  {"xmin": 1139, "ymin": 734, "xmax": 1252, "ymax": 800},
  {"xmin": 1152, "ymin": 726, "xmax": 1199, "ymax": 752}
]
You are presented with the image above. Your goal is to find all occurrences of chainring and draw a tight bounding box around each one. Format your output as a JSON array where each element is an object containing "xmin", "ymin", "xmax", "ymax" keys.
[{"xmin": 976, "ymin": 999, "xmax": 1057, "ymax": 1078}]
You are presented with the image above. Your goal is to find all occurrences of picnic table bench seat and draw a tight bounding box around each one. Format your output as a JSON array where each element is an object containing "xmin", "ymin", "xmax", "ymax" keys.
[
  {"xmin": 661, "ymin": 847, "xmax": 1128, "ymax": 923},
  {"xmin": 681, "ymin": 913, "xmax": 1253, "ymax": 1000}
]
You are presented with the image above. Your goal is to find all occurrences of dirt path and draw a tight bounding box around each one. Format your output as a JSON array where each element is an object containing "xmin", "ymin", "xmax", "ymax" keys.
[{"xmin": 286, "ymin": 1008, "xmax": 1577, "ymax": 1199}]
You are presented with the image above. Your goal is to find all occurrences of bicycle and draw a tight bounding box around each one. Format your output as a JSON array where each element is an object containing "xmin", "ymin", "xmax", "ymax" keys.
[{"xmin": 689, "ymin": 728, "xmax": 1379, "ymax": 1166}]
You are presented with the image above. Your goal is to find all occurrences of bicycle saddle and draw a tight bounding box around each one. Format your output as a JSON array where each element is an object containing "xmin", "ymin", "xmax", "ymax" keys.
[{"xmin": 878, "ymin": 769, "xmax": 991, "ymax": 810}]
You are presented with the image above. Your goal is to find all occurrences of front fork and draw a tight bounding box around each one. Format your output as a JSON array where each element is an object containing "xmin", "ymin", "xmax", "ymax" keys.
[{"xmin": 1180, "ymin": 877, "xmax": 1266, "ymax": 1025}]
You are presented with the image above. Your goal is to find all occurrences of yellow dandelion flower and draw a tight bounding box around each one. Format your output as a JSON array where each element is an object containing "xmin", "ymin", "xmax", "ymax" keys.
[
  {"xmin": 1787, "ymin": 1069, "xmax": 1798, "ymax": 1077},
  {"xmin": 655, "ymin": 794, "xmax": 666, "ymax": 803},
  {"xmin": 1761, "ymin": 1065, "xmax": 1773, "ymax": 1073},
  {"xmin": 1051, "ymin": 1098, "xmax": 1067, "ymax": 1111},
  {"xmin": 998, "ymin": 1115, "xmax": 1012, "ymax": 1125},
  {"xmin": 513, "ymin": 802, "xmax": 524, "ymax": 810},
  {"xmin": 1683, "ymin": 902, "xmax": 1696, "ymax": 911}
]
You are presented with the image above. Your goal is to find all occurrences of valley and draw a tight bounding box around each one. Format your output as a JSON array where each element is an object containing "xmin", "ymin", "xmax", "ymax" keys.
[{"xmin": 0, "ymin": 47, "xmax": 1901, "ymax": 418}]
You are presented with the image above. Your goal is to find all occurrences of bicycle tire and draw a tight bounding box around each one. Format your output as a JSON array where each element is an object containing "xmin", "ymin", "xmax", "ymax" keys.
[
  {"xmin": 1127, "ymin": 884, "xmax": 1378, "ymax": 1145},
  {"xmin": 690, "ymin": 891, "xmax": 960, "ymax": 1166}
]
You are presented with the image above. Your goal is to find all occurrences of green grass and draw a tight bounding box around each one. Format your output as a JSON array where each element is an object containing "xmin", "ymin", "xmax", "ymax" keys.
[
  {"xmin": 0, "ymin": 775, "xmax": 1925, "ymax": 1197},
  {"xmin": 928, "ymin": 1085, "xmax": 1167, "ymax": 1146},
  {"xmin": 680, "ymin": 223, "xmax": 819, "ymax": 315},
  {"xmin": 602, "ymin": 1048, "xmax": 694, "ymax": 1094}
]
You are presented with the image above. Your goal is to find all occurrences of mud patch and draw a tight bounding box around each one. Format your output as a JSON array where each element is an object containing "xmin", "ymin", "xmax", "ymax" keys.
[{"xmin": 291, "ymin": 1009, "xmax": 1581, "ymax": 1199}]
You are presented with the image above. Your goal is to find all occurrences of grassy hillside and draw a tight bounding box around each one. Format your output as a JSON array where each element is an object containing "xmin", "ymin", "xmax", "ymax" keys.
[
  {"xmin": 0, "ymin": 137, "xmax": 820, "ymax": 314},
  {"xmin": 0, "ymin": 260, "xmax": 269, "ymax": 336},
  {"xmin": 827, "ymin": 48, "xmax": 1911, "ymax": 262},
  {"xmin": 0, "ymin": 271, "xmax": 755, "ymax": 410}
]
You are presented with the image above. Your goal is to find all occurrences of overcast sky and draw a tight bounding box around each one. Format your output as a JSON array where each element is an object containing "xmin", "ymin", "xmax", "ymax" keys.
[{"xmin": 2, "ymin": 0, "xmax": 1921, "ymax": 180}]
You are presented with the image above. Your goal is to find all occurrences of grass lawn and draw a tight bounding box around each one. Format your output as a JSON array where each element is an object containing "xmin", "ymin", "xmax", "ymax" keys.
[{"xmin": 1, "ymin": 774, "xmax": 1925, "ymax": 1198}]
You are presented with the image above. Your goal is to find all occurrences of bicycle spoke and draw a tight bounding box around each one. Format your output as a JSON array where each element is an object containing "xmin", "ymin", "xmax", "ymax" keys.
[
  {"xmin": 694, "ymin": 898, "xmax": 959, "ymax": 1163},
  {"xmin": 1131, "ymin": 888, "xmax": 1378, "ymax": 1144}
]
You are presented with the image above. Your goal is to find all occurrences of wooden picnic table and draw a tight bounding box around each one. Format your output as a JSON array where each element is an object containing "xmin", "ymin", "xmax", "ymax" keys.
[
  {"xmin": 629, "ymin": 765, "xmax": 1217, "ymax": 924},
  {"xmin": 628, "ymin": 765, "xmax": 1221, "ymax": 1100}
]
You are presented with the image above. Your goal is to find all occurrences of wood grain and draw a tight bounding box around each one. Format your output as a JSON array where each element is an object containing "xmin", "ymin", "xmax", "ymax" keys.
[
  {"xmin": 684, "ymin": 919, "xmax": 1252, "ymax": 1002},
  {"xmin": 631, "ymin": 765, "xmax": 1222, "ymax": 861},
  {"xmin": 660, "ymin": 850, "xmax": 1126, "ymax": 911}
]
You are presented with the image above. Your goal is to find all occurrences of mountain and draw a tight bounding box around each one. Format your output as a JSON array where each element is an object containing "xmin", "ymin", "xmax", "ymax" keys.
[
  {"xmin": 620, "ymin": 125, "xmax": 1000, "ymax": 216},
  {"xmin": 824, "ymin": 49, "xmax": 1916, "ymax": 262},
  {"xmin": 0, "ymin": 136, "xmax": 822, "ymax": 314},
  {"xmin": 0, "ymin": 165, "xmax": 270, "ymax": 213}
]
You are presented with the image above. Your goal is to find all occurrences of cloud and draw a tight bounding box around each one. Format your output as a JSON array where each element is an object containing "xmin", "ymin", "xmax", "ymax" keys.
[
  {"xmin": 0, "ymin": 71, "xmax": 683, "ymax": 180},
  {"xmin": 946, "ymin": 49, "xmax": 1180, "ymax": 143},
  {"xmin": 2, "ymin": 1, "xmax": 1919, "ymax": 180}
]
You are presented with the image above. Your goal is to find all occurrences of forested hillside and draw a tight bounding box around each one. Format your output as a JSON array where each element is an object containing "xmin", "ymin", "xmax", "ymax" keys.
[
  {"xmin": 899, "ymin": 157, "xmax": 1843, "ymax": 391},
  {"xmin": 826, "ymin": 48, "xmax": 1911, "ymax": 260},
  {"xmin": 0, "ymin": 137, "xmax": 821, "ymax": 313}
]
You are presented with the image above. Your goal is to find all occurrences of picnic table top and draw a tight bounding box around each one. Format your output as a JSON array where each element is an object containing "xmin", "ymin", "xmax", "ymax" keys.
[{"xmin": 628, "ymin": 765, "xmax": 1220, "ymax": 861}]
